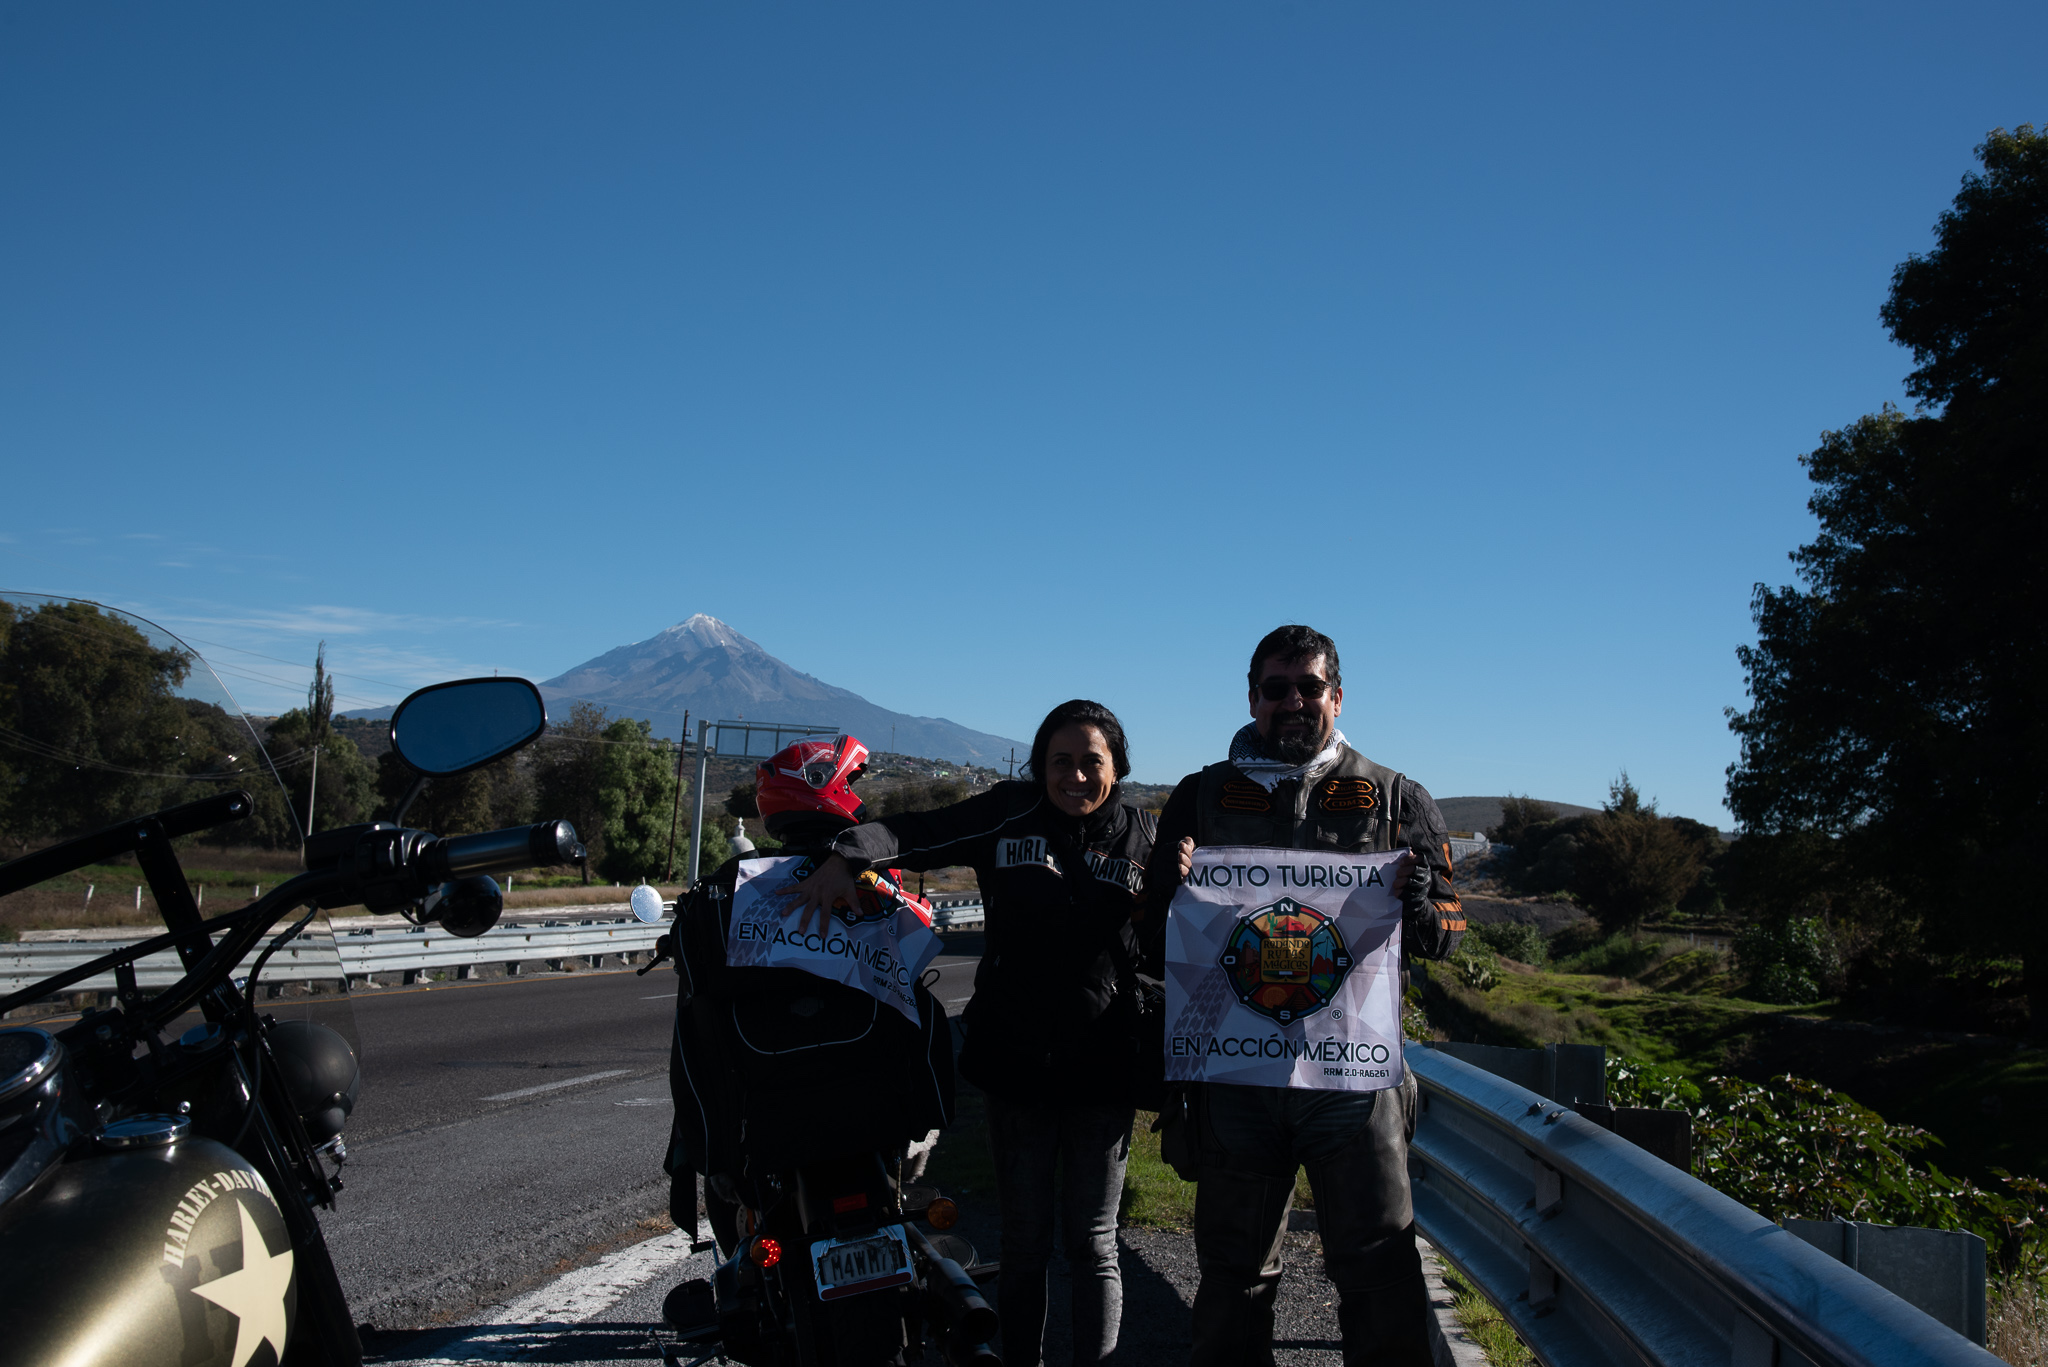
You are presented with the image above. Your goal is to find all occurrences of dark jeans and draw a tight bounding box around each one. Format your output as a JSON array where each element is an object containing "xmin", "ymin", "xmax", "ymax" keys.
[
  {"xmin": 1191, "ymin": 1075, "xmax": 1429, "ymax": 1367},
  {"xmin": 985, "ymin": 1096, "xmax": 1135, "ymax": 1367}
]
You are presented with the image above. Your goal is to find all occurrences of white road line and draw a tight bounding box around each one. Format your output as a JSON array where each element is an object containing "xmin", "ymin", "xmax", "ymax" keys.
[
  {"xmin": 479, "ymin": 1069, "xmax": 631, "ymax": 1102},
  {"xmin": 403, "ymin": 1222, "xmax": 715, "ymax": 1364}
]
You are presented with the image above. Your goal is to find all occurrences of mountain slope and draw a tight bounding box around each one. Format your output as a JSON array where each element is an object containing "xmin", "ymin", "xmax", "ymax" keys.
[
  {"xmin": 1434, "ymin": 796, "xmax": 1602, "ymax": 836},
  {"xmin": 533, "ymin": 615, "xmax": 1025, "ymax": 766}
]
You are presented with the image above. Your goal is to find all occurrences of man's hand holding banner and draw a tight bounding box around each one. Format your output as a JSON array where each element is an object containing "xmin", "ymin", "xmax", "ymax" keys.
[
  {"xmin": 728, "ymin": 855, "xmax": 941, "ymax": 1024},
  {"xmin": 1164, "ymin": 845, "xmax": 1406, "ymax": 1092}
]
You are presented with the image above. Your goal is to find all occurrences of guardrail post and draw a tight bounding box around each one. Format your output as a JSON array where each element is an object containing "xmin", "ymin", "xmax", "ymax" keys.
[
  {"xmin": 1729, "ymin": 1318, "xmax": 1777, "ymax": 1367},
  {"xmin": 506, "ymin": 962, "xmax": 522, "ymax": 976},
  {"xmin": 587, "ymin": 953, "xmax": 603, "ymax": 969},
  {"xmin": 455, "ymin": 965, "xmax": 474, "ymax": 981},
  {"xmin": 1527, "ymin": 1247, "xmax": 1559, "ymax": 1313},
  {"xmin": 403, "ymin": 969, "xmax": 422, "ymax": 986},
  {"xmin": 547, "ymin": 958, "xmax": 565, "ymax": 972}
]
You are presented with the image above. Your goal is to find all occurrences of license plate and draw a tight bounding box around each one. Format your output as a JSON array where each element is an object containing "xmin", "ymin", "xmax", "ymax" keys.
[{"xmin": 811, "ymin": 1224, "xmax": 913, "ymax": 1301}]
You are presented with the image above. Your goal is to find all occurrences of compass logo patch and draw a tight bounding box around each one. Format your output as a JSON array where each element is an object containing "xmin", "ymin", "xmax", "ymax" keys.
[{"xmin": 1219, "ymin": 897, "xmax": 1354, "ymax": 1024}]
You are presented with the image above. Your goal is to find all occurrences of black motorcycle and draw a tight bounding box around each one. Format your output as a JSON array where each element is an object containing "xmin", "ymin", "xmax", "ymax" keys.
[
  {"xmin": 661, "ymin": 1157, "xmax": 999, "ymax": 1367},
  {"xmin": 0, "ymin": 594, "xmax": 586, "ymax": 1367}
]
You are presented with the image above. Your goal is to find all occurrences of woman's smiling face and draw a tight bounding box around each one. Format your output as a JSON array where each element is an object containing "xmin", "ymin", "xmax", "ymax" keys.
[{"xmin": 1043, "ymin": 723, "xmax": 1116, "ymax": 818}]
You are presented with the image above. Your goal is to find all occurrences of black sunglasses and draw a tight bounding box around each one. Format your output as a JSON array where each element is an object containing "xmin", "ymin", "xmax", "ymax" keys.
[{"xmin": 1257, "ymin": 677, "xmax": 1333, "ymax": 701}]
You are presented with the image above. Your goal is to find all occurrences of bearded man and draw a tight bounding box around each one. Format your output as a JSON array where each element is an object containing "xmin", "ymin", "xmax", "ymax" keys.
[{"xmin": 1146, "ymin": 624, "xmax": 1465, "ymax": 1366}]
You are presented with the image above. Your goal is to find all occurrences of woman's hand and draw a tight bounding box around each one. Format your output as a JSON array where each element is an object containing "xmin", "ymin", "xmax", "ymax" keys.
[{"xmin": 782, "ymin": 852, "xmax": 859, "ymax": 935}]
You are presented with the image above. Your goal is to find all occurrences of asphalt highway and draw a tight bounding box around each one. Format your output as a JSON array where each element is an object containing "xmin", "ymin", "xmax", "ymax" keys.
[
  {"xmin": 306, "ymin": 937, "xmax": 1456, "ymax": 1365},
  {"xmin": 310, "ymin": 945, "xmax": 983, "ymax": 1337}
]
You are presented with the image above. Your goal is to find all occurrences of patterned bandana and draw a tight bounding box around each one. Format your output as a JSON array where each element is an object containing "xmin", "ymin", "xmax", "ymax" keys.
[{"xmin": 1227, "ymin": 722, "xmax": 1349, "ymax": 793}]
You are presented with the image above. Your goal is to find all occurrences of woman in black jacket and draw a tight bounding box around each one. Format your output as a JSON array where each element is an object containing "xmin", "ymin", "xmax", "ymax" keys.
[{"xmin": 788, "ymin": 699, "xmax": 1155, "ymax": 1367}]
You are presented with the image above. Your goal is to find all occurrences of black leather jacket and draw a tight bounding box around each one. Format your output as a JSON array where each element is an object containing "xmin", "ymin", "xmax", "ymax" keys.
[{"xmin": 829, "ymin": 781, "xmax": 1155, "ymax": 1106}]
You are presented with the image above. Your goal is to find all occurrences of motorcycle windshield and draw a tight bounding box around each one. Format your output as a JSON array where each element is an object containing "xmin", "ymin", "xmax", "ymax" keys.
[{"xmin": 0, "ymin": 593, "xmax": 303, "ymax": 858}]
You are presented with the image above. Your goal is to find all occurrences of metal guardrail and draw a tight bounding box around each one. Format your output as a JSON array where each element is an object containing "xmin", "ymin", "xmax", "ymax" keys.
[
  {"xmin": 926, "ymin": 897, "xmax": 983, "ymax": 930},
  {"xmin": 1406, "ymin": 1043, "xmax": 2001, "ymax": 1367},
  {"xmin": 1, "ymin": 917, "xmax": 671, "ymax": 998},
  {"xmin": 2, "ymin": 932, "xmax": 349, "ymax": 994},
  {"xmin": 334, "ymin": 919, "xmax": 665, "ymax": 979}
]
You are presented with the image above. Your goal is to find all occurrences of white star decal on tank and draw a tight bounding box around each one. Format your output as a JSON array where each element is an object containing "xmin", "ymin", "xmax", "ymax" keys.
[{"xmin": 192, "ymin": 1199, "xmax": 295, "ymax": 1367}]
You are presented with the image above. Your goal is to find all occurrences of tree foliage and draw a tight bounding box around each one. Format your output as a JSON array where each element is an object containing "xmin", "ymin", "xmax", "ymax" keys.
[
  {"xmin": 267, "ymin": 707, "xmax": 377, "ymax": 836},
  {"xmin": 1572, "ymin": 775, "xmax": 1712, "ymax": 933},
  {"xmin": 1487, "ymin": 795, "xmax": 1557, "ymax": 845},
  {"xmin": 527, "ymin": 702, "xmax": 679, "ymax": 882},
  {"xmin": 0, "ymin": 600, "xmax": 190, "ymax": 841},
  {"xmin": 868, "ymin": 777, "xmax": 970, "ymax": 818},
  {"xmin": 1489, "ymin": 777, "xmax": 1715, "ymax": 931},
  {"xmin": 1727, "ymin": 126, "xmax": 2048, "ymax": 1011},
  {"xmin": 1610, "ymin": 1058, "xmax": 2048, "ymax": 1278},
  {"xmin": 589, "ymin": 717, "xmax": 678, "ymax": 883}
]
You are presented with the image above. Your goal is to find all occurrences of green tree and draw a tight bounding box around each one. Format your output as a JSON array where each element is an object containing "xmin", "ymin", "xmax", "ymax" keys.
[
  {"xmin": 1487, "ymin": 795, "xmax": 1557, "ymax": 845},
  {"xmin": 266, "ymin": 708, "xmax": 377, "ymax": 835},
  {"xmin": 1727, "ymin": 127, "xmax": 2048, "ymax": 1020},
  {"xmin": 532, "ymin": 701, "xmax": 611, "ymax": 866},
  {"xmin": 0, "ymin": 600, "xmax": 190, "ymax": 842},
  {"xmin": 375, "ymin": 749, "xmax": 495, "ymax": 834},
  {"xmin": 591, "ymin": 718, "xmax": 678, "ymax": 882},
  {"xmin": 527, "ymin": 702, "xmax": 680, "ymax": 880},
  {"xmin": 1571, "ymin": 774, "xmax": 1709, "ymax": 933}
]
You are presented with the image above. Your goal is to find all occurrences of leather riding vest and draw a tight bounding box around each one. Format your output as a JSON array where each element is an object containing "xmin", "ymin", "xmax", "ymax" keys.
[{"xmin": 1191, "ymin": 745, "xmax": 1406, "ymax": 854}]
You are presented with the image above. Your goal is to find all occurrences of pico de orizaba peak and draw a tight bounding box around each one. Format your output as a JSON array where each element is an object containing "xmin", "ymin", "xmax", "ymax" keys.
[{"xmin": 536, "ymin": 615, "xmax": 1026, "ymax": 766}]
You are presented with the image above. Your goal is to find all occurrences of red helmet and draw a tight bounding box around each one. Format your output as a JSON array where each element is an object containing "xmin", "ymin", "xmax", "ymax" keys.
[{"xmin": 756, "ymin": 735, "xmax": 869, "ymax": 835}]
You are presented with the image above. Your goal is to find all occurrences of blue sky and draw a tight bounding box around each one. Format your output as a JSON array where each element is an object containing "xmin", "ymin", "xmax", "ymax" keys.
[{"xmin": 4, "ymin": 4, "xmax": 2042, "ymax": 823}]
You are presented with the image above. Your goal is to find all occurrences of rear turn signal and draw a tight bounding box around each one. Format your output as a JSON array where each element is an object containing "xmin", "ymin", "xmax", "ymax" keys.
[
  {"xmin": 925, "ymin": 1198, "xmax": 960, "ymax": 1230},
  {"xmin": 750, "ymin": 1236, "xmax": 782, "ymax": 1269}
]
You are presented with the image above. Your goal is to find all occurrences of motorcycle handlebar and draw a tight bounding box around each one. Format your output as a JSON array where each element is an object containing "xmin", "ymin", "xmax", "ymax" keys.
[{"xmin": 422, "ymin": 821, "xmax": 585, "ymax": 880}]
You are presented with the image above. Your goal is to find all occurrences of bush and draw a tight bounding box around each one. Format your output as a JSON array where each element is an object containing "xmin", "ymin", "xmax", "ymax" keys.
[
  {"xmin": 1734, "ymin": 917, "xmax": 1838, "ymax": 1004},
  {"xmin": 1605, "ymin": 1056, "xmax": 2048, "ymax": 1278},
  {"xmin": 1468, "ymin": 920, "xmax": 1546, "ymax": 965},
  {"xmin": 1450, "ymin": 941, "xmax": 1499, "ymax": 991},
  {"xmin": 1546, "ymin": 919, "xmax": 1608, "ymax": 960},
  {"xmin": 1553, "ymin": 931, "xmax": 1677, "ymax": 979}
]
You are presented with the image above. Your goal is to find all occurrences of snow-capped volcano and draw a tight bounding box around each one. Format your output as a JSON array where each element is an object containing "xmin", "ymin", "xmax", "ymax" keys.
[{"xmin": 536, "ymin": 615, "xmax": 1023, "ymax": 765}]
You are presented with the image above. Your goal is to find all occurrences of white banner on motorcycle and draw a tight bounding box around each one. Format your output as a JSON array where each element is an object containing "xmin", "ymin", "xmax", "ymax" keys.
[
  {"xmin": 1164, "ymin": 845, "xmax": 1405, "ymax": 1092},
  {"xmin": 727, "ymin": 856, "xmax": 941, "ymax": 1025}
]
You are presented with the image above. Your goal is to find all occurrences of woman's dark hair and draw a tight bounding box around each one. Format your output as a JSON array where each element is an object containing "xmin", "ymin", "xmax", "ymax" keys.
[
  {"xmin": 1248, "ymin": 624, "xmax": 1341, "ymax": 690},
  {"xmin": 1024, "ymin": 700, "xmax": 1131, "ymax": 783}
]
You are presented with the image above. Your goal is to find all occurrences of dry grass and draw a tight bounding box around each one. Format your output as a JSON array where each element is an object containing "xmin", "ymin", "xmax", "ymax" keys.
[
  {"xmin": 501, "ymin": 885, "xmax": 683, "ymax": 909},
  {"xmin": 1992, "ymin": 1277, "xmax": 2048, "ymax": 1365}
]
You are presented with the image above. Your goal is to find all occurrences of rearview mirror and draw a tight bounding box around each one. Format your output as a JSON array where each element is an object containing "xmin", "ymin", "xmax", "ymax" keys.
[
  {"xmin": 389, "ymin": 678, "xmax": 547, "ymax": 777},
  {"xmin": 630, "ymin": 884, "xmax": 667, "ymax": 924}
]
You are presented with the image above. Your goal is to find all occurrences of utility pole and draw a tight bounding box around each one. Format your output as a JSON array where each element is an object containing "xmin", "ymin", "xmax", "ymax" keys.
[
  {"xmin": 304, "ymin": 746, "xmax": 320, "ymax": 839},
  {"xmin": 688, "ymin": 717, "xmax": 713, "ymax": 886},
  {"xmin": 663, "ymin": 711, "xmax": 690, "ymax": 883}
]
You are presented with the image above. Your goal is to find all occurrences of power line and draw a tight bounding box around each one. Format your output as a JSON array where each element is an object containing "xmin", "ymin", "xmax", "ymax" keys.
[{"xmin": 0, "ymin": 727, "xmax": 255, "ymax": 781}]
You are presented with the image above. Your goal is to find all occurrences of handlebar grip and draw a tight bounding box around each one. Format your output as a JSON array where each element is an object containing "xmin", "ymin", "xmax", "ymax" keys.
[{"xmin": 424, "ymin": 821, "xmax": 585, "ymax": 880}]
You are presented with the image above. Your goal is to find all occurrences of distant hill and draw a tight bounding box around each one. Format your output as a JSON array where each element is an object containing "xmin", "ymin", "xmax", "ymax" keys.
[{"xmin": 1435, "ymin": 795, "xmax": 1602, "ymax": 837}]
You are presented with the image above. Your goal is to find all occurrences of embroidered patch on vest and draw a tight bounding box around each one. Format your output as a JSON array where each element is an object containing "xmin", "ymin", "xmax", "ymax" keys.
[
  {"xmin": 1318, "ymin": 777, "xmax": 1377, "ymax": 812},
  {"xmin": 1220, "ymin": 779, "xmax": 1271, "ymax": 813}
]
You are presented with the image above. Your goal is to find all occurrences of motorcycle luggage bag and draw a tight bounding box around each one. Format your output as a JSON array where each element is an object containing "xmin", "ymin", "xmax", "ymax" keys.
[{"xmin": 669, "ymin": 885, "xmax": 954, "ymax": 1179}]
